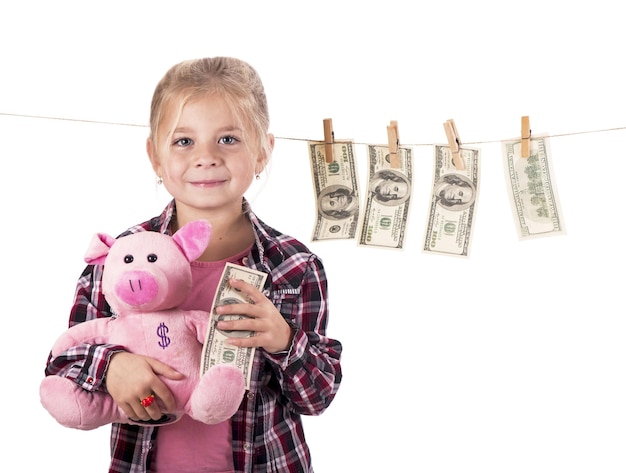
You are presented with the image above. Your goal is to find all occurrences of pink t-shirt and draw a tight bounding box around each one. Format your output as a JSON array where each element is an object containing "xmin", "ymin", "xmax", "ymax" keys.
[{"xmin": 150, "ymin": 246, "xmax": 251, "ymax": 473}]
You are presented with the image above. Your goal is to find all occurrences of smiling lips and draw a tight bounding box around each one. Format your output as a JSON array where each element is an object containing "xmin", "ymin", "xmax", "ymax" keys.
[{"xmin": 190, "ymin": 178, "xmax": 226, "ymax": 187}]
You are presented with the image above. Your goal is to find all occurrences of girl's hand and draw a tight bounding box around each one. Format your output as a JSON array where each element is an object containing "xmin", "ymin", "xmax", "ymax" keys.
[
  {"xmin": 105, "ymin": 352, "xmax": 184, "ymax": 421},
  {"xmin": 215, "ymin": 278, "xmax": 293, "ymax": 354}
]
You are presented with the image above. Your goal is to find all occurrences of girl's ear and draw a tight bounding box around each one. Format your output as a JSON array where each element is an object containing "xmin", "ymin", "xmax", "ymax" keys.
[
  {"xmin": 256, "ymin": 133, "xmax": 275, "ymax": 174},
  {"xmin": 146, "ymin": 137, "xmax": 162, "ymax": 176}
]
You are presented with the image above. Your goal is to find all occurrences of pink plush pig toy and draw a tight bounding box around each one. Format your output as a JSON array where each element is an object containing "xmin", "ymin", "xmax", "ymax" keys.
[{"xmin": 40, "ymin": 220, "xmax": 246, "ymax": 430}]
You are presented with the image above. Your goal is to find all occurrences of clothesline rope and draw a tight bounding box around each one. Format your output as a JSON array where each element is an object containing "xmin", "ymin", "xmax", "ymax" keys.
[{"xmin": 2, "ymin": 111, "xmax": 626, "ymax": 146}]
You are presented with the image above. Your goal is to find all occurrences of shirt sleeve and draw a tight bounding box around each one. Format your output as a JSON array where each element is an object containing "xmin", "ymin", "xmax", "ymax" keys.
[
  {"xmin": 264, "ymin": 254, "xmax": 343, "ymax": 416},
  {"xmin": 44, "ymin": 264, "xmax": 125, "ymax": 392}
]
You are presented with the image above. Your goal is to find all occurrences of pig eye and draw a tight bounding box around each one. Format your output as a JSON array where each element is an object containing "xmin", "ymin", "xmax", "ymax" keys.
[
  {"xmin": 124, "ymin": 255, "xmax": 134, "ymax": 264},
  {"xmin": 147, "ymin": 254, "xmax": 158, "ymax": 263}
]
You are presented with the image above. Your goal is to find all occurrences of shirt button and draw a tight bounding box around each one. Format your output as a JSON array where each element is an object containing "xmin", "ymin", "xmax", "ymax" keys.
[
  {"xmin": 242, "ymin": 257, "xmax": 249, "ymax": 265},
  {"xmin": 263, "ymin": 289, "xmax": 270, "ymax": 297},
  {"xmin": 247, "ymin": 391, "xmax": 255, "ymax": 400},
  {"xmin": 244, "ymin": 443, "xmax": 253, "ymax": 453}
]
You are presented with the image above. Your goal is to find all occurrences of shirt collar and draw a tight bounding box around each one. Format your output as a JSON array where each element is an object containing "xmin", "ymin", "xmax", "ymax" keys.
[{"xmin": 157, "ymin": 198, "xmax": 285, "ymax": 265}]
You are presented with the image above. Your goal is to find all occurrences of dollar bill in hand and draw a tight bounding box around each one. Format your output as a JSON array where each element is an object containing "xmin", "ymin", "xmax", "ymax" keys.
[
  {"xmin": 423, "ymin": 144, "xmax": 480, "ymax": 257},
  {"xmin": 308, "ymin": 140, "xmax": 360, "ymax": 241},
  {"xmin": 200, "ymin": 263, "xmax": 268, "ymax": 390},
  {"xmin": 501, "ymin": 134, "xmax": 566, "ymax": 239}
]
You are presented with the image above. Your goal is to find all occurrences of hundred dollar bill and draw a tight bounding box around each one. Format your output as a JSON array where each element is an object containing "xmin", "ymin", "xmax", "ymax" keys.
[
  {"xmin": 308, "ymin": 140, "xmax": 360, "ymax": 240},
  {"xmin": 501, "ymin": 134, "xmax": 565, "ymax": 239},
  {"xmin": 200, "ymin": 262, "xmax": 268, "ymax": 390},
  {"xmin": 423, "ymin": 145, "xmax": 480, "ymax": 257},
  {"xmin": 357, "ymin": 144, "xmax": 412, "ymax": 249}
]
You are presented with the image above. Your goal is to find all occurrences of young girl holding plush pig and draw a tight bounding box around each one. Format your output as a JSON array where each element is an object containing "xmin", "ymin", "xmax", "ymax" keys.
[{"xmin": 44, "ymin": 56, "xmax": 343, "ymax": 473}]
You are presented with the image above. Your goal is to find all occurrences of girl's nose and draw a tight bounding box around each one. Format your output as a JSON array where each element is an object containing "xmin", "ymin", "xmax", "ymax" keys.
[{"xmin": 195, "ymin": 143, "xmax": 222, "ymax": 166}]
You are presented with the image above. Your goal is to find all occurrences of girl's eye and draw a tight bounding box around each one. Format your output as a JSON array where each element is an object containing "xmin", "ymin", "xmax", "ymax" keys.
[
  {"xmin": 219, "ymin": 135, "xmax": 238, "ymax": 145},
  {"xmin": 174, "ymin": 137, "xmax": 193, "ymax": 147}
]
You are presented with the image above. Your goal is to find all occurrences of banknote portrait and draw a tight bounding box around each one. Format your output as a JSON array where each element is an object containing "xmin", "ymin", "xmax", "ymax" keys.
[
  {"xmin": 317, "ymin": 184, "xmax": 359, "ymax": 220},
  {"xmin": 368, "ymin": 169, "xmax": 411, "ymax": 206},
  {"xmin": 433, "ymin": 173, "xmax": 476, "ymax": 211}
]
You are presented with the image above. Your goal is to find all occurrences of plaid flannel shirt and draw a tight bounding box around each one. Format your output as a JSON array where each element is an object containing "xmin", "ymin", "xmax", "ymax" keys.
[{"xmin": 45, "ymin": 199, "xmax": 343, "ymax": 472}]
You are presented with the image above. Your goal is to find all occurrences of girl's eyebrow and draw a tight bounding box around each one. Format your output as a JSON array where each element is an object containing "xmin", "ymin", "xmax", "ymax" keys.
[
  {"xmin": 218, "ymin": 126, "xmax": 244, "ymax": 134},
  {"xmin": 172, "ymin": 125, "xmax": 243, "ymax": 134}
]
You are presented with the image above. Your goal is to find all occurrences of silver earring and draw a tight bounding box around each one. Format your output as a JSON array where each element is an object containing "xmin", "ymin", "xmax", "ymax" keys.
[{"xmin": 157, "ymin": 176, "xmax": 163, "ymax": 185}]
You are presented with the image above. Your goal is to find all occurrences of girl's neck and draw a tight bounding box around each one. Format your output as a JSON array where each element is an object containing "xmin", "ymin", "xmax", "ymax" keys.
[{"xmin": 172, "ymin": 201, "xmax": 255, "ymax": 262}]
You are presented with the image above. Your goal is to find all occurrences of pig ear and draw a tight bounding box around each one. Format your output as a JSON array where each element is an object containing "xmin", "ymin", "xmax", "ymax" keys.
[
  {"xmin": 172, "ymin": 220, "xmax": 212, "ymax": 262},
  {"xmin": 84, "ymin": 233, "xmax": 116, "ymax": 265}
]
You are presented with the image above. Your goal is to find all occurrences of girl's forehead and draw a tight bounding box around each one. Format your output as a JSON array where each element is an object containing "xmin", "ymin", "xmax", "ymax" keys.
[{"xmin": 161, "ymin": 92, "xmax": 242, "ymax": 124}]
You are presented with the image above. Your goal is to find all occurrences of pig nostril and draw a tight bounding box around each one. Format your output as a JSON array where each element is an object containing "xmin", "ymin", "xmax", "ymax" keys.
[{"xmin": 128, "ymin": 280, "xmax": 143, "ymax": 292}]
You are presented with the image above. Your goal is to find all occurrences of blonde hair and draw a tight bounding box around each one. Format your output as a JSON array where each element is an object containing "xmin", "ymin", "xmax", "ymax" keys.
[{"xmin": 149, "ymin": 57, "xmax": 271, "ymax": 162}]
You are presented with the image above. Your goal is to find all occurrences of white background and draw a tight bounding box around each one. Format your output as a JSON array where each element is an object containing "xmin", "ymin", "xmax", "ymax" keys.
[{"xmin": 2, "ymin": 1, "xmax": 625, "ymax": 471}]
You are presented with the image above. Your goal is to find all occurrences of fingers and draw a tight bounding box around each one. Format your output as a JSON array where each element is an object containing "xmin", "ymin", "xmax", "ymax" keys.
[
  {"xmin": 149, "ymin": 378, "xmax": 177, "ymax": 413},
  {"xmin": 215, "ymin": 282, "xmax": 294, "ymax": 353},
  {"xmin": 225, "ymin": 277, "xmax": 265, "ymax": 304},
  {"xmin": 137, "ymin": 393, "xmax": 163, "ymax": 422},
  {"xmin": 119, "ymin": 394, "xmax": 161, "ymax": 422},
  {"xmin": 119, "ymin": 389, "xmax": 170, "ymax": 422},
  {"xmin": 214, "ymin": 279, "xmax": 264, "ymax": 334},
  {"xmin": 106, "ymin": 352, "xmax": 181, "ymax": 421},
  {"xmin": 146, "ymin": 357, "xmax": 185, "ymax": 381},
  {"xmin": 215, "ymin": 303, "xmax": 260, "ymax": 333},
  {"xmin": 215, "ymin": 278, "xmax": 267, "ymax": 320},
  {"xmin": 118, "ymin": 397, "xmax": 154, "ymax": 422},
  {"xmin": 143, "ymin": 358, "xmax": 182, "ymax": 413}
]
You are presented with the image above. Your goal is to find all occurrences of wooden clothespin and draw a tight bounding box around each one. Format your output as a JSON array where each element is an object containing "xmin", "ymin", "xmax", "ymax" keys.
[
  {"xmin": 387, "ymin": 120, "xmax": 400, "ymax": 168},
  {"xmin": 521, "ymin": 115, "xmax": 531, "ymax": 158},
  {"xmin": 443, "ymin": 119, "xmax": 465, "ymax": 170},
  {"xmin": 323, "ymin": 118, "xmax": 334, "ymax": 163}
]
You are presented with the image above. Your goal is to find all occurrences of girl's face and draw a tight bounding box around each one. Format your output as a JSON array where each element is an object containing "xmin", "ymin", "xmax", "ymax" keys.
[{"xmin": 148, "ymin": 93, "xmax": 266, "ymax": 218}]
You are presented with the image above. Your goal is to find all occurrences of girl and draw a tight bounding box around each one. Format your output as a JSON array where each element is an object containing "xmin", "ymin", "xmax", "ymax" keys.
[{"xmin": 44, "ymin": 57, "xmax": 343, "ymax": 473}]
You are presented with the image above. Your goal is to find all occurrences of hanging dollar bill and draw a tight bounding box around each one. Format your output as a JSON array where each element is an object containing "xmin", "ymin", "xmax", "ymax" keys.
[
  {"xmin": 200, "ymin": 262, "xmax": 268, "ymax": 390},
  {"xmin": 501, "ymin": 134, "xmax": 565, "ymax": 239},
  {"xmin": 357, "ymin": 144, "xmax": 412, "ymax": 249},
  {"xmin": 308, "ymin": 140, "xmax": 360, "ymax": 240},
  {"xmin": 423, "ymin": 145, "xmax": 480, "ymax": 257}
]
